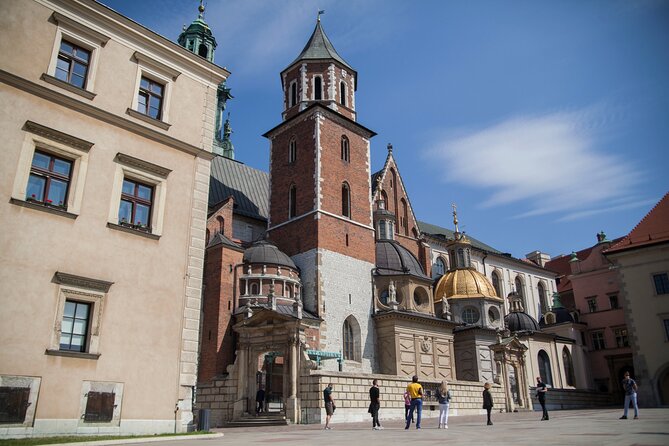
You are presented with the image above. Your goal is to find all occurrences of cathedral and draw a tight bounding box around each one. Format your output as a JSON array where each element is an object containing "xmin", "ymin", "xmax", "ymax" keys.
[{"xmin": 193, "ymin": 12, "xmax": 605, "ymax": 426}]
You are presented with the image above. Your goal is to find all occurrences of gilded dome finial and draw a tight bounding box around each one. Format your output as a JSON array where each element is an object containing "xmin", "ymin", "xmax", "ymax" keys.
[{"xmin": 198, "ymin": 0, "xmax": 205, "ymax": 18}]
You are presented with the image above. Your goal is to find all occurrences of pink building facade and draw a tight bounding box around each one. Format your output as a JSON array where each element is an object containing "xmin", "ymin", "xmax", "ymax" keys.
[{"xmin": 546, "ymin": 233, "xmax": 633, "ymax": 401}]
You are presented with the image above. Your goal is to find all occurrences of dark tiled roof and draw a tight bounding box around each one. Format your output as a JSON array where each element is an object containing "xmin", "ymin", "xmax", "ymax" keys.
[
  {"xmin": 243, "ymin": 240, "xmax": 296, "ymax": 269},
  {"xmin": 209, "ymin": 156, "xmax": 269, "ymax": 221},
  {"xmin": 207, "ymin": 232, "xmax": 242, "ymax": 250},
  {"xmin": 287, "ymin": 21, "xmax": 354, "ymax": 73},
  {"xmin": 606, "ymin": 192, "xmax": 669, "ymax": 254},
  {"xmin": 375, "ymin": 240, "xmax": 428, "ymax": 279},
  {"xmin": 417, "ymin": 221, "xmax": 501, "ymax": 254},
  {"xmin": 505, "ymin": 311, "xmax": 540, "ymax": 333}
]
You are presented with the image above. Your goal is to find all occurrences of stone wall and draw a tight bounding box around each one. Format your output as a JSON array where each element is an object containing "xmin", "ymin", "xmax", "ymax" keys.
[
  {"xmin": 300, "ymin": 370, "xmax": 507, "ymax": 424},
  {"xmin": 530, "ymin": 387, "xmax": 613, "ymax": 411}
]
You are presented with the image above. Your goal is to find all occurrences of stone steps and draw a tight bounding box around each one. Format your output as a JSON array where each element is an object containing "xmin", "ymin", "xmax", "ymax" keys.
[{"xmin": 224, "ymin": 413, "xmax": 289, "ymax": 428}]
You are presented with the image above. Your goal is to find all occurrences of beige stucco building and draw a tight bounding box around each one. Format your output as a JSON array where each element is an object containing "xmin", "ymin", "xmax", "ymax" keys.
[
  {"xmin": 0, "ymin": 0, "xmax": 228, "ymax": 438},
  {"xmin": 605, "ymin": 192, "xmax": 669, "ymax": 407}
]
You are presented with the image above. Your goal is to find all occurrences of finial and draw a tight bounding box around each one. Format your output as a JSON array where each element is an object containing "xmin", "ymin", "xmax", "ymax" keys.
[
  {"xmin": 387, "ymin": 143, "xmax": 393, "ymax": 153},
  {"xmin": 452, "ymin": 203, "xmax": 459, "ymax": 234},
  {"xmin": 317, "ymin": 9, "xmax": 325, "ymax": 21},
  {"xmin": 198, "ymin": 0, "xmax": 205, "ymax": 19}
]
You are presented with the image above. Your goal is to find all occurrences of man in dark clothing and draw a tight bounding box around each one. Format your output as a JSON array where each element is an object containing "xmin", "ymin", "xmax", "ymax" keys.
[
  {"xmin": 323, "ymin": 383, "xmax": 335, "ymax": 430},
  {"xmin": 536, "ymin": 376, "xmax": 549, "ymax": 420},
  {"xmin": 369, "ymin": 379, "xmax": 382, "ymax": 430},
  {"xmin": 255, "ymin": 386, "xmax": 265, "ymax": 415}
]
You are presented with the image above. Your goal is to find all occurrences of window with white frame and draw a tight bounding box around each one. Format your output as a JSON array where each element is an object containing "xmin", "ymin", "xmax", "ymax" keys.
[
  {"xmin": 43, "ymin": 12, "xmax": 110, "ymax": 99},
  {"xmin": 653, "ymin": 273, "xmax": 669, "ymax": 295},
  {"xmin": 46, "ymin": 272, "xmax": 113, "ymax": 359},
  {"xmin": 491, "ymin": 271, "xmax": 502, "ymax": 297},
  {"xmin": 107, "ymin": 153, "xmax": 171, "ymax": 238},
  {"xmin": 11, "ymin": 121, "xmax": 92, "ymax": 216},
  {"xmin": 342, "ymin": 316, "xmax": 361, "ymax": 361},
  {"xmin": 127, "ymin": 52, "xmax": 180, "ymax": 128},
  {"xmin": 314, "ymin": 76, "xmax": 323, "ymax": 100},
  {"xmin": 591, "ymin": 331, "xmax": 605, "ymax": 350},
  {"xmin": 432, "ymin": 257, "xmax": 446, "ymax": 278}
]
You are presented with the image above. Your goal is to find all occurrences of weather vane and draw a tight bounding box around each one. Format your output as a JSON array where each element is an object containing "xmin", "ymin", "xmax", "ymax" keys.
[{"xmin": 317, "ymin": 9, "xmax": 325, "ymax": 21}]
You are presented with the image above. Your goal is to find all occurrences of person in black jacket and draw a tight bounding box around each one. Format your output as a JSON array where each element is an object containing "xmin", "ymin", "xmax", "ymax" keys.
[
  {"xmin": 482, "ymin": 382, "xmax": 494, "ymax": 426},
  {"xmin": 536, "ymin": 376, "xmax": 549, "ymax": 420},
  {"xmin": 369, "ymin": 379, "xmax": 383, "ymax": 430}
]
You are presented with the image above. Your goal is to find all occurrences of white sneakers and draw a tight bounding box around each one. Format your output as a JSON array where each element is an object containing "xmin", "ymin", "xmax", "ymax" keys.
[{"xmin": 373, "ymin": 426, "xmax": 384, "ymax": 430}]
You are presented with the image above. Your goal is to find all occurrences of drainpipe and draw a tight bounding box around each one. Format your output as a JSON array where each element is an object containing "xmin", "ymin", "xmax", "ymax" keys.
[{"xmin": 482, "ymin": 253, "xmax": 488, "ymax": 275}]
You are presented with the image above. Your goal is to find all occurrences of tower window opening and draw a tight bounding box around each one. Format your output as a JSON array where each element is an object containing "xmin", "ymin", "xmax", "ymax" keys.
[
  {"xmin": 340, "ymin": 81, "xmax": 346, "ymax": 106},
  {"xmin": 288, "ymin": 138, "xmax": 297, "ymax": 163},
  {"xmin": 314, "ymin": 76, "xmax": 322, "ymax": 100},
  {"xmin": 342, "ymin": 182, "xmax": 351, "ymax": 218},
  {"xmin": 198, "ymin": 44, "xmax": 208, "ymax": 58},
  {"xmin": 290, "ymin": 81, "xmax": 297, "ymax": 107},
  {"xmin": 341, "ymin": 136, "xmax": 350, "ymax": 162},
  {"xmin": 289, "ymin": 185, "xmax": 297, "ymax": 219}
]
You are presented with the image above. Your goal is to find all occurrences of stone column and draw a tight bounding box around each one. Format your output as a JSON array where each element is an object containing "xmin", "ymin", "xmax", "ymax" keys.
[
  {"xmin": 233, "ymin": 344, "xmax": 248, "ymax": 419},
  {"xmin": 286, "ymin": 333, "xmax": 300, "ymax": 424}
]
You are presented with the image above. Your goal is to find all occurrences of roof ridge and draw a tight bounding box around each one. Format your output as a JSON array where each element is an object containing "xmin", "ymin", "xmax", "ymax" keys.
[{"xmin": 608, "ymin": 192, "xmax": 669, "ymax": 251}]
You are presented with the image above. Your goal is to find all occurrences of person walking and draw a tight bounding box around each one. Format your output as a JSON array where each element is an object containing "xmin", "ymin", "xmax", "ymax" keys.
[
  {"xmin": 536, "ymin": 376, "xmax": 549, "ymax": 420},
  {"xmin": 482, "ymin": 382, "xmax": 494, "ymax": 426},
  {"xmin": 620, "ymin": 372, "xmax": 639, "ymax": 420},
  {"xmin": 404, "ymin": 375, "xmax": 423, "ymax": 430},
  {"xmin": 255, "ymin": 385, "xmax": 265, "ymax": 415},
  {"xmin": 323, "ymin": 383, "xmax": 335, "ymax": 430},
  {"xmin": 369, "ymin": 379, "xmax": 383, "ymax": 430},
  {"xmin": 436, "ymin": 380, "xmax": 451, "ymax": 429},
  {"xmin": 403, "ymin": 389, "xmax": 414, "ymax": 424}
]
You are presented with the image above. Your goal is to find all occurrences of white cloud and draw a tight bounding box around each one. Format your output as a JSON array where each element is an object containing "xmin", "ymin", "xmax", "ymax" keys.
[{"xmin": 427, "ymin": 106, "xmax": 645, "ymax": 220}]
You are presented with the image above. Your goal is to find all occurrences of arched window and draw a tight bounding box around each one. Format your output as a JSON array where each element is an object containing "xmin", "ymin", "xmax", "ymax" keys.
[
  {"xmin": 290, "ymin": 81, "xmax": 297, "ymax": 107},
  {"xmin": 391, "ymin": 169, "xmax": 398, "ymax": 229},
  {"xmin": 216, "ymin": 215, "xmax": 225, "ymax": 236},
  {"xmin": 289, "ymin": 185, "xmax": 297, "ymax": 219},
  {"xmin": 538, "ymin": 350, "xmax": 553, "ymax": 386},
  {"xmin": 401, "ymin": 198, "xmax": 408, "ymax": 235},
  {"xmin": 340, "ymin": 81, "xmax": 346, "ymax": 106},
  {"xmin": 342, "ymin": 316, "xmax": 360, "ymax": 361},
  {"xmin": 432, "ymin": 257, "xmax": 446, "ymax": 278},
  {"xmin": 491, "ymin": 271, "xmax": 501, "ymax": 297},
  {"xmin": 341, "ymin": 182, "xmax": 351, "ymax": 218},
  {"xmin": 341, "ymin": 136, "xmax": 350, "ymax": 162},
  {"xmin": 562, "ymin": 347, "xmax": 575, "ymax": 386},
  {"xmin": 538, "ymin": 282, "xmax": 548, "ymax": 313},
  {"xmin": 288, "ymin": 137, "xmax": 297, "ymax": 163},
  {"xmin": 515, "ymin": 277, "xmax": 523, "ymax": 297},
  {"xmin": 198, "ymin": 44, "xmax": 208, "ymax": 58},
  {"xmin": 314, "ymin": 76, "xmax": 322, "ymax": 100}
]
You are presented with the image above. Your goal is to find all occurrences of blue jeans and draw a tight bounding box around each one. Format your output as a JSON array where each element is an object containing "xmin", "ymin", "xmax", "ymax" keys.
[
  {"xmin": 405, "ymin": 398, "xmax": 422, "ymax": 428},
  {"xmin": 623, "ymin": 393, "xmax": 638, "ymax": 417}
]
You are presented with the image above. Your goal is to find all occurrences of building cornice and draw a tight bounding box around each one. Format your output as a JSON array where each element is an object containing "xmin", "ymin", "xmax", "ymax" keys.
[
  {"xmin": 1, "ymin": 70, "xmax": 214, "ymax": 161},
  {"xmin": 42, "ymin": 0, "xmax": 229, "ymax": 84}
]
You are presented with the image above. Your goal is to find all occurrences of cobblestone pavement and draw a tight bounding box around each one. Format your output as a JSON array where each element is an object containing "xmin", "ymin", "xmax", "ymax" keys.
[{"xmin": 118, "ymin": 408, "xmax": 669, "ymax": 446}]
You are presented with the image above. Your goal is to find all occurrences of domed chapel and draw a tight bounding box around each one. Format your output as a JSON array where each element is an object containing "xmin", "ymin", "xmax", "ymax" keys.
[{"xmin": 193, "ymin": 9, "xmax": 592, "ymax": 425}]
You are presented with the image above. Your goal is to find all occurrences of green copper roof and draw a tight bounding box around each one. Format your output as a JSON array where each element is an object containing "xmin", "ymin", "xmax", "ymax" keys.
[{"xmin": 286, "ymin": 20, "xmax": 354, "ymax": 72}]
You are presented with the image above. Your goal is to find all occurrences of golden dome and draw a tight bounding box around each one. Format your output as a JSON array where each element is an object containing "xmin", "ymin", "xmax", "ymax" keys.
[{"xmin": 434, "ymin": 268, "xmax": 501, "ymax": 302}]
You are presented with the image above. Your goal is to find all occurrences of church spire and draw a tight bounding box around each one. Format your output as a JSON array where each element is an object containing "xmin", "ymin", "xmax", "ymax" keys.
[{"xmin": 177, "ymin": 1, "xmax": 217, "ymax": 63}]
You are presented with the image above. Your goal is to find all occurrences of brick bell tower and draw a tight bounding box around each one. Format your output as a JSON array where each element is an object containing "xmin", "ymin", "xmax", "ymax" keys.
[{"xmin": 263, "ymin": 15, "xmax": 377, "ymax": 372}]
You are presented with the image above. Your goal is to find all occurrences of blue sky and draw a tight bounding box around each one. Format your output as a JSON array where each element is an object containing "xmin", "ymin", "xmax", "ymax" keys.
[{"xmin": 102, "ymin": 0, "xmax": 669, "ymax": 259}]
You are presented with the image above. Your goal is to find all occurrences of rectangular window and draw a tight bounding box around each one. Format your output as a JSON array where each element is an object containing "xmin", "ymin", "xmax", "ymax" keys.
[
  {"xmin": 653, "ymin": 273, "xmax": 669, "ymax": 295},
  {"xmin": 614, "ymin": 328, "xmax": 629, "ymax": 348},
  {"xmin": 591, "ymin": 331, "xmax": 605, "ymax": 350},
  {"xmin": 609, "ymin": 294, "xmax": 619, "ymax": 309},
  {"xmin": 26, "ymin": 150, "xmax": 72, "ymax": 209},
  {"xmin": 587, "ymin": 298, "xmax": 598, "ymax": 313},
  {"xmin": 0, "ymin": 387, "xmax": 30, "ymax": 424},
  {"xmin": 118, "ymin": 178, "xmax": 153, "ymax": 231},
  {"xmin": 60, "ymin": 300, "xmax": 91, "ymax": 352},
  {"xmin": 55, "ymin": 40, "xmax": 90, "ymax": 89},
  {"xmin": 84, "ymin": 391, "xmax": 115, "ymax": 423},
  {"xmin": 137, "ymin": 77, "xmax": 164, "ymax": 120}
]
